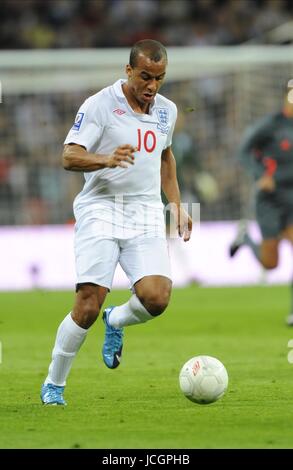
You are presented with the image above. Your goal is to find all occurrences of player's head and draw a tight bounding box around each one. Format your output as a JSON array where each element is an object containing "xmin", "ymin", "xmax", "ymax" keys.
[
  {"xmin": 125, "ymin": 39, "xmax": 168, "ymax": 106},
  {"xmin": 283, "ymin": 80, "xmax": 293, "ymax": 117},
  {"xmin": 129, "ymin": 39, "xmax": 168, "ymax": 68}
]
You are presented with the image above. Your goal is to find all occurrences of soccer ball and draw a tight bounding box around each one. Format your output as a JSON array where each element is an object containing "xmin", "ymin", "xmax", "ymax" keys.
[{"xmin": 179, "ymin": 355, "xmax": 228, "ymax": 404}]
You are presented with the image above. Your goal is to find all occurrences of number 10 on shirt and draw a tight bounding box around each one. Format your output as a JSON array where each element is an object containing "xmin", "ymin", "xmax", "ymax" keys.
[{"xmin": 137, "ymin": 129, "xmax": 157, "ymax": 153}]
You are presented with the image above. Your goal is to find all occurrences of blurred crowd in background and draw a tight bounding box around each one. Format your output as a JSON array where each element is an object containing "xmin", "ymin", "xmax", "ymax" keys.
[
  {"xmin": 0, "ymin": 0, "xmax": 292, "ymax": 225},
  {"xmin": 0, "ymin": 83, "xmax": 228, "ymax": 225},
  {"xmin": 1, "ymin": 0, "xmax": 293, "ymax": 49}
]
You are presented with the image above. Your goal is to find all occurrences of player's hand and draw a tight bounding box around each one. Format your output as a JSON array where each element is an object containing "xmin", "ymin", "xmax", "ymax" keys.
[
  {"xmin": 107, "ymin": 145, "xmax": 137, "ymax": 168},
  {"xmin": 257, "ymin": 174, "xmax": 276, "ymax": 192},
  {"xmin": 172, "ymin": 205, "xmax": 193, "ymax": 242}
]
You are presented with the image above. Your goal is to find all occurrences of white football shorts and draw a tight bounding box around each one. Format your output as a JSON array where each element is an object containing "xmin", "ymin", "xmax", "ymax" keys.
[{"xmin": 74, "ymin": 217, "xmax": 172, "ymax": 289}]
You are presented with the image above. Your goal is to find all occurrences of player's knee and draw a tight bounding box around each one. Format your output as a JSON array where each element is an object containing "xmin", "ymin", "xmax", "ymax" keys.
[
  {"xmin": 73, "ymin": 290, "xmax": 101, "ymax": 328},
  {"xmin": 81, "ymin": 301, "xmax": 100, "ymax": 326},
  {"xmin": 140, "ymin": 286, "xmax": 171, "ymax": 317},
  {"xmin": 260, "ymin": 242, "xmax": 279, "ymax": 270},
  {"xmin": 262, "ymin": 260, "xmax": 278, "ymax": 270},
  {"xmin": 261, "ymin": 257, "xmax": 278, "ymax": 270}
]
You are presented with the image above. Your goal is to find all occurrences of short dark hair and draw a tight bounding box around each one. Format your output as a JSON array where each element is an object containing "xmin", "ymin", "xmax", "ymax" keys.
[{"xmin": 129, "ymin": 39, "xmax": 167, "ymax": 68}]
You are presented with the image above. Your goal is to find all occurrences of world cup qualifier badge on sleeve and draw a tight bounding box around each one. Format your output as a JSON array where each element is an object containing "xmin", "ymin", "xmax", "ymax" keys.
[
  {"xmin": 72, "ymin": 112, "xmax": 85, "ymax": 131},
  {"xmin": 156, "ymin": 107, "xmax": 170, "ymax": 134}
]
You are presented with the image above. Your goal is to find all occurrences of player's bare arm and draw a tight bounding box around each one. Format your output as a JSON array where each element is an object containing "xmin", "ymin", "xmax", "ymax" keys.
[
  {"xmin": 62, "ymin": 143, "xmax": 136, "ymax": 172},
  {"xmin": 161, "ymin": 146, "xmax": 192, "ymax": 242}
]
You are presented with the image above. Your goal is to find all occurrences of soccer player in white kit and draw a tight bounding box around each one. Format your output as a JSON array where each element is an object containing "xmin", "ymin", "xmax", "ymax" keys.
[{"xmin": 41, "ymin": 39, "xmax": 192, "ymax": 405}]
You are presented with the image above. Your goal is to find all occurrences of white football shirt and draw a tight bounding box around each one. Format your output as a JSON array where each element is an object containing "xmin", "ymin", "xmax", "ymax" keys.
[{"xmin": 64, "ymin": 79, "xmax": 177, "ymax": 232}]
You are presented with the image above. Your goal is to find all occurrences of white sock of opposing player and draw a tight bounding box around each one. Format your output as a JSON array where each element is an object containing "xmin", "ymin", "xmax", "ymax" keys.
[
  {"xmin": 44, "ymin": 313, "xmax": 87, "ymax": 387},
  {"xmin": 108, "ymin": 294, "xmax": 153, "ymax": 328}
]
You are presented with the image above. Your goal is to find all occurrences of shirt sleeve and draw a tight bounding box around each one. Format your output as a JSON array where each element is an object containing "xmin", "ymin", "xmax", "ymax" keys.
[
  {"xmin": 64, "ymin": 96, "xmax": 104, "ymax": 151},
  {"xmin": 164, "ymin": 103, "xmax": 178, "ymax": 149},
  {"xmin": 237, "ymin": 115, "xmax": 275, "ymax": 180}
]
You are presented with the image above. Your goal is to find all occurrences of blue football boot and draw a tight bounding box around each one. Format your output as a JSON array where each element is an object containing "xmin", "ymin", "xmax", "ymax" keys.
[
  {"xmin": 102, "ymin": 307, "xmax": 124, "ymax": 369},
  {"xmin": 41, "ymin": 383, "xmax": 67, "ymax": 405}
]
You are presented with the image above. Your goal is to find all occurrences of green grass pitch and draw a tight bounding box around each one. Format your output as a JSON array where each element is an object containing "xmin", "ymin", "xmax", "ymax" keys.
[{"xmin": 1, "ymin": 285, "xmax": 293, "ymax": 449}]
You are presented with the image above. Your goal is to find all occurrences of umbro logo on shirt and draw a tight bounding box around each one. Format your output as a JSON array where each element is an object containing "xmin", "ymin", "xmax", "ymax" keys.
[{"xmin": 113, "ymin": 108, "xmax": 126, "ymax": 115}]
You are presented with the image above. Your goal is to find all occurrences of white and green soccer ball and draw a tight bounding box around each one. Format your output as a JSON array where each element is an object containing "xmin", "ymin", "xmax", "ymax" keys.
[{"xmin": 179, "ymin": 355, "xmax": 228, "ymax": 404}]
